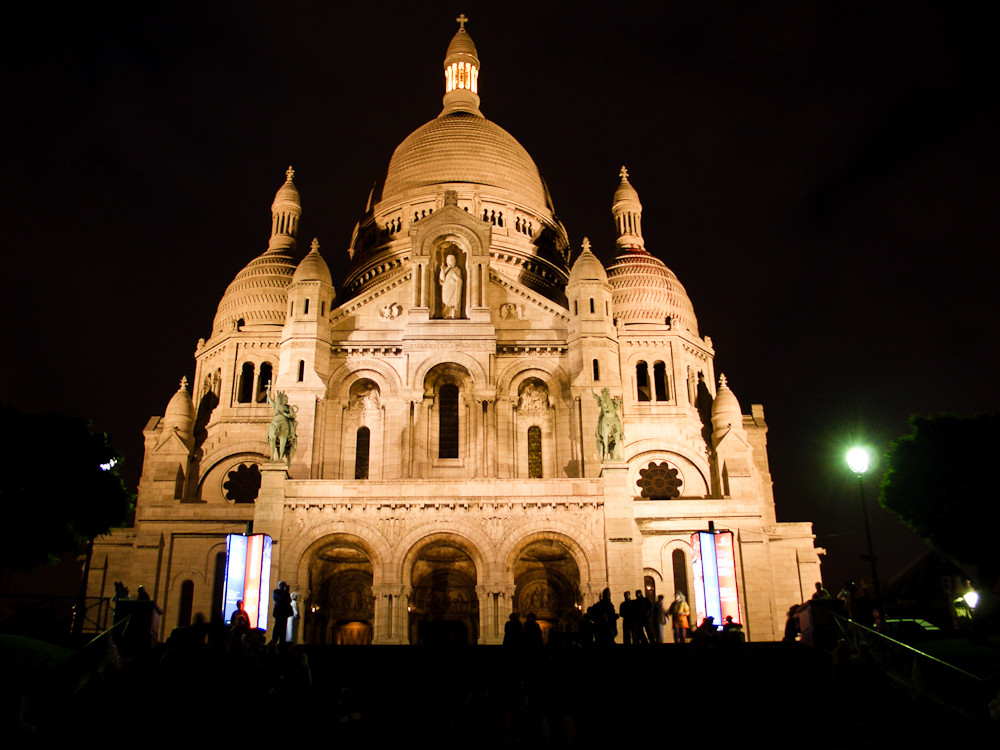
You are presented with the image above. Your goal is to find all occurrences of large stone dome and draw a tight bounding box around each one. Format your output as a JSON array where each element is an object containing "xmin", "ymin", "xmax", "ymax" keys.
[
  {"xmin": 607, "ymin": 248, "xmax": 699, "ymax": 334},
  {"xmin": 380, "ymin": 112, "xmax": 549, "ymax": 212}
]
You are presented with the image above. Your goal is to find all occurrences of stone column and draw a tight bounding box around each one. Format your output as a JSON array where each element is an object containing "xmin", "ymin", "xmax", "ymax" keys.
[
  {"xmin": 255, "ymin": 462, "xmax": 288, "ymax": 592},
  {"xmin": 600, "ymin": 461, "xmax": 641, "ymax": 643},
  {"xmin": 372, "ymin": 583, "xmax": 409, "ymax": 644}
]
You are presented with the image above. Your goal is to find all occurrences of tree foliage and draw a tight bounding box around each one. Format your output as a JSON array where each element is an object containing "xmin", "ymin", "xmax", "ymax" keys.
[
  {"xmin": 0, "ymin": 405, "xmax": 134, "ymax": 572},
  {"xmin": 879, "ymin": 414, "xmax": 1000, "ymax": 586}
]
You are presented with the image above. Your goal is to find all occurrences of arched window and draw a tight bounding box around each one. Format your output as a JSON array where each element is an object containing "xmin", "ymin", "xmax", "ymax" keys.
[
  {"xmin": 256, "ymin": 362, "xmax": 273, "ymax": 403},
  {"xmin": 593, "ymin": 359, "xmax": 600, "ymax": 382},
  {"xmin": 574, "ymin": 300, "xmax": 579, "ymax": 316},
  {"xmin": 672, "ymin": 549, "xmax": 690, "ymax": 604},
  {"xmin": 237, "ymin": 362, "xmax": 254, "ymax": 403},
  {"xmin": 653, "ymin": 361, "xmax": 668, "ymax": 401},
  {"xmin": 589, "ymin": 298, "xmax": 595, "ymax": 314},
  {"xmin": 636, "ymin": 361, "xmax": 651, "ymax": 401},
  {"xmin": 297, "ymin": 360, "xmax": 305, "ymax": 382},
  {"xmin": 304, "ymin": 298, "xmax": 310, "ymax": 314},
  {"xmin": 355, "ymin": 427, "xmax": 370, "ymax": 479},
  {"xmin": 527, "ymin": 426, "xmax": 542, "ymax": 478},
  {"xmin": 178, "ymin": 580, "xmax": 194, "ymax": 627},
  {"xmin": 439, "ymin": 383, "xmax": 459, "ymax": 459}
]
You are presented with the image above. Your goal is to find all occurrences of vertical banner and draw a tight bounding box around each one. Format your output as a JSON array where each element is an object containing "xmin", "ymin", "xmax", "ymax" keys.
[
  {"xmin": 691, "ymin": 530, "xmax": 741, "ymax": 628},
  {"xmin": 223, "ymin": 534, "xmax": 273, "ymax": 629}
]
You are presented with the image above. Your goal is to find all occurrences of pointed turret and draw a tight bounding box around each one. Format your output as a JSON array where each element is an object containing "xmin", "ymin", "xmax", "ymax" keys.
[
  {"xmin": 213, "ymin": 168, "xmax": 301, "ymax": 335},
  {"xmin": 269, "ymin": 166, "xmax": 302, "ymax": 251},
  {"xmin": 612, "ymin": 166, "xmax": 643, "ymax": 251},
  {"xmin": 441, "ymin": 14, "xmax": 482, "ymax": 116}
]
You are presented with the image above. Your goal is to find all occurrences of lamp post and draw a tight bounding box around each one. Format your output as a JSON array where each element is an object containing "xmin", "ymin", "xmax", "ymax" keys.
[{"xmin": 846, "ymin": 447, "xmax": 883, "ymax": 622}]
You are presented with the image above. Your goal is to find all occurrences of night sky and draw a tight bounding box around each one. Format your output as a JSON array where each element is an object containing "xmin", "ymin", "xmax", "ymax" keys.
[{"xmin": 3, "ymin": 2, "xmax": 997, "ymax": 591}]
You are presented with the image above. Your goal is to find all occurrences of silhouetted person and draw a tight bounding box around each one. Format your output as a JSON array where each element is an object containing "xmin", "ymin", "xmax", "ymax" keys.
[
  {"xmin": 653, "ymin": 594, "xmax": 667, "ymax": 643},
  {"xmin": 271, "ymin": 581, "xmax": 292, "ymax": 645},
  {"xmin": 230, "ymin": 599, "xmax": 251, "ymax": 630},
  {"xmin": 504, "ymin": 612, "xmax": 523, "ymax": 646},
  {"xmin": 635, "ymin": 589, "xmax": 652, "ymax": 644},
  {"xmin": 524, "ymin": 613, "xmax": 543, "ymax": 647},
  {"xmin": 136, "ymin": 585, "xmax": 150, "ymax": 601},
  {"xmin": 619, "ymin": 591, "xmax": 635, "ymax": 644}
]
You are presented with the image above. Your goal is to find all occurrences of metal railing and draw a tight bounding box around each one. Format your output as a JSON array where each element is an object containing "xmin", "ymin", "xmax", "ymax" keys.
[{"xmin": 834, "ymin": 614, "xmax": 992, "ymax": 719}]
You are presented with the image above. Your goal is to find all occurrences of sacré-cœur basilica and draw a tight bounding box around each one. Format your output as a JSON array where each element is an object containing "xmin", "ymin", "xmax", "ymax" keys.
[{"xmin": 88, "ymin": 17, "xmax": 822, "ymax": 645}]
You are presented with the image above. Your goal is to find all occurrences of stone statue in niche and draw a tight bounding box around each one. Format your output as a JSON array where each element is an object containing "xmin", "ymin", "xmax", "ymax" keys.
[
  {"xmin": 350, "ymin": 382, "xmax": 381, "ymax": 412},
  {"xmin": 437, "ymin": 245, "xmax": 465, "ymax": 319},
  {"xmin": 517, "ymin": 382, "xmax": 549, "ymax": 411}
]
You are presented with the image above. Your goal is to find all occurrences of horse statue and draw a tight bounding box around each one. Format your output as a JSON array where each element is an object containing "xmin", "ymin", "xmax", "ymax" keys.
[
  {"xmin": 266, "ymin": 381, "xmax": 298, "ymax": 462},
  {"xmin": 592, "ymin": 388, "xmax": 623, "ymax": 462}
]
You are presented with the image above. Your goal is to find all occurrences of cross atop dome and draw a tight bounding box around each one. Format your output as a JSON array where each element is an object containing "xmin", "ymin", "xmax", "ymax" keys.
[
  {"xmin": 719, "ymin": 373, "xmax": 728, "ymax": 388},
  {"xmin": 619, "ymin": 165, "xmax": 629, "ymax": 180},
  {"xmin": 456, "ymin": 13, "xmax": 468, "ymax": 31},
  {"xmin": 310, "ymin": 237, "xmax": 320, "ymax": 252},
  {"xmin": 582, "ymin": 237, "xmax": 592, "ymax": 253},
  {"xmin": 286, "ymin": 166, "xmax": 295, "ymax": 181}
]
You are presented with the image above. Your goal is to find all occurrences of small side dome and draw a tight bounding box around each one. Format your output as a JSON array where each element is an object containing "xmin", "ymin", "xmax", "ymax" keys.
[
  {"xmin": 212, "ymin": 248, "xmax": 298, "ymax": 334},
  {"xmin": 292, "ymin": 238, "xmax": 332, "ymax": 286},
  {"xmin": 711, "ymin": 374, "xmax": 743, "ymax": 438},
  {"xmin": 607, "ymin": 248, "xmax": 699, "ymax": 333},
  {"xmin": 163, "ymin": 376, "xmax": 195, "ymax": 443},
  {"xmin": 568, "ymin": 237, "xmax": 608, "ymax": 285}
]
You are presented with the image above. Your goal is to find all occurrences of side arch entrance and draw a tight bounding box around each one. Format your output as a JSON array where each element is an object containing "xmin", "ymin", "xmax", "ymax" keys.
[{"xmin": 306, "ymin": 538, "xmax": 374, "ymax": 645}]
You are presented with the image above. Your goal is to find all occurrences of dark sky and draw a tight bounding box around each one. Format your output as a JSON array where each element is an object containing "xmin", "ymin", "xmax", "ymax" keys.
[{"xmin": 2, "ymin": 1, "xmax": 997, "ymax": 590}]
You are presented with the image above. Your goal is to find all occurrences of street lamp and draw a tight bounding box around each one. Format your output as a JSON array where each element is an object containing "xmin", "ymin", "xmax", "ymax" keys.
[{"xmin": 847, "ymin": 446, "xmax": 883, "ymax": 622}]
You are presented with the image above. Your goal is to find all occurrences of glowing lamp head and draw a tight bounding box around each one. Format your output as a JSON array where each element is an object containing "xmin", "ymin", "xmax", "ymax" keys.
[
  {"xmin": 964, "ymin": 591, "xmax": 979, "ymax": 609},
  {"xmin": 846, "ymin": 447, "xmax": 870, "ymax": 475}
]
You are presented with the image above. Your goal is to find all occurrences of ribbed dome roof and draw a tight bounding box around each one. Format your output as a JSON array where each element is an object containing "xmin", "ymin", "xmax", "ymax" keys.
[
  {"xmin": 446, "ymin": 27, "xmax": 478, "ymax": 60},
  {"xmin": 380, "ymin": 112, "xmax": 549, "ymax": 211},
  {"xmin": 613, "ymin": 173, "xmax": 640, "ymax": 206},
  {"xmin": 212, "ymin": 248, "xmax": 297, "ymax": 334},
  {"xmin": 292, "ymin": 239, "xmax": 332, "ymax": 286},
  {"xmin": 568, "ymin": 239, "xmax": 608, "ymax": 285},
  {"xmin": 607, "ymin": 248, "xmax": 699, "ymax": 334}
]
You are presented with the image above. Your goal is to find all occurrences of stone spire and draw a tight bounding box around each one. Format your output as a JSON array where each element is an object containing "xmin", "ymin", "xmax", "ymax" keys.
[
  {"xmin": 612, "ymin": 165, "xmax": 644, "ymax": 251},
  {"xmin": 441, "ymin": 14, "xmax": 482, "ymax": 116},
  {"xmin": 269, "ymin": 166, "xmax": 302, "ymax": 251}
]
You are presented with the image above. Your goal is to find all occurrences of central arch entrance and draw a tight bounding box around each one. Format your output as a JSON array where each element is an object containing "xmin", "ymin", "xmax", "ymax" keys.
[
  {"xmin": 408, "ymin": 539, "xmax": 479, "ymax": 645},
  {"xmin": 513, "ymin": 538, "xmax": 582, "ymax": 642},
  {"xmin": 307, "ymin": 540, "xmax": 374, "ymax": 645}
]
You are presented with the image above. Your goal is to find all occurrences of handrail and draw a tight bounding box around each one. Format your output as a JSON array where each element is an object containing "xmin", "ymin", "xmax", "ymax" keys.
[{"xmin": 833, "ymin": 615, "xmax": 983, "ymax": 682}]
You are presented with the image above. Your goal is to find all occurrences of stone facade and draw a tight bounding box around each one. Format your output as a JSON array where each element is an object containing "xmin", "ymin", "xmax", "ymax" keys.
[{"xmin": 88, "ymin": 20, "xmax": 822, "ymax": 645}]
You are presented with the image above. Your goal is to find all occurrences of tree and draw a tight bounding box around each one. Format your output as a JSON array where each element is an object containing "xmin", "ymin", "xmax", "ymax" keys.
[
  {"xmin": 0, "ymin": 405, "xmax": 133, "ymax": 572},
  {"xmin": 879, "ymin": 414, "xmax": 1000, "ymax": 588}
]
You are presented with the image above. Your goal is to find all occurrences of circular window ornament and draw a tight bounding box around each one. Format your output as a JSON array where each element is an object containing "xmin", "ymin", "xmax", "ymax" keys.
[
  {"xmin": 637, "ymin": 461, "xmax": 683, "ymax": 499},
  {"xmin": 223, "ymin": 463, "xmax": 262, "ymax": 504}
]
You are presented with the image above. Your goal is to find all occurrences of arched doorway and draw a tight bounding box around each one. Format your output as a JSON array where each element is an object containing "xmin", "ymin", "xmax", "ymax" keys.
[
  {"xmin": 307, "ymin": 540, "xmax": 374, "ymax": 645},
  {"xmin": 512, "ymin": 539, "xmax": 582, "ymax": 642},
  {"xmin": 409, "ymin": 540, "xmax": 479, "ymax": 645}
]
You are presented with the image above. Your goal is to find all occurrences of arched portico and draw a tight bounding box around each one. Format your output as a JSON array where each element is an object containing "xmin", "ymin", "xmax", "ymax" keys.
[{"xmin": 301, "ymin": 533, "xmax": 380, "ymax": 645}]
